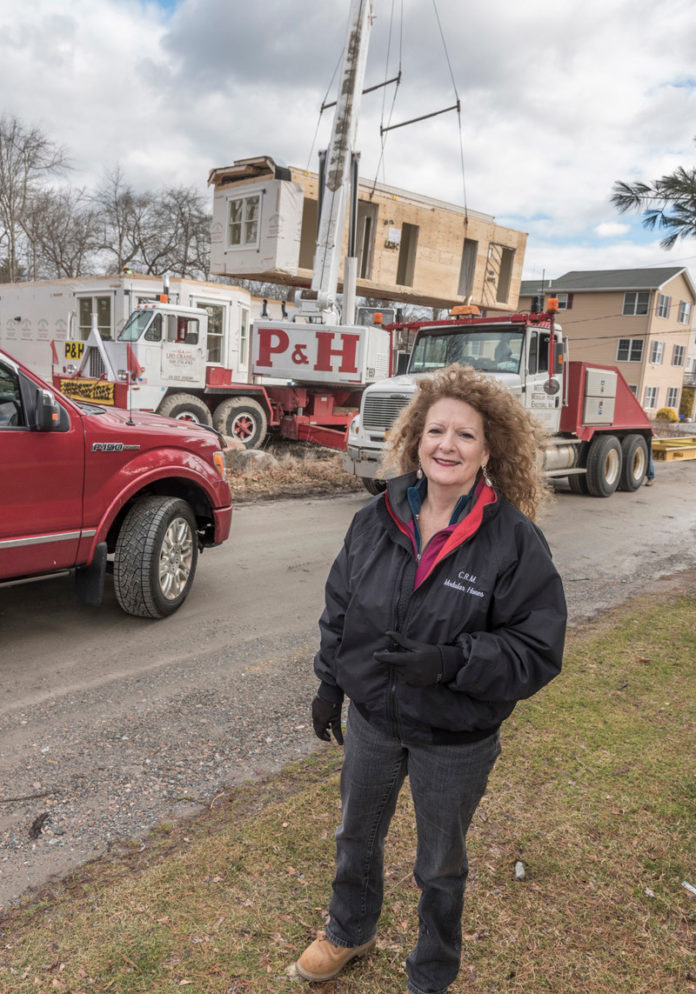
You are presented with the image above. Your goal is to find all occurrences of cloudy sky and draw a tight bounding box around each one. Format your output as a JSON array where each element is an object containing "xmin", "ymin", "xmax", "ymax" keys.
[{"xmin": 2, "ymin": 0, "xmax": 696, "ymax": 283}]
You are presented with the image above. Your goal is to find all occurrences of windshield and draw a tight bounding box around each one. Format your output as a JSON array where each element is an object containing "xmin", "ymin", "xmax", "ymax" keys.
[
  {"xmin": 409, "ymin": 327, "xmax": 524, "ymax": 374},
  {"xmin": 118, "ymin": 310, "xmax": 155, "ymax": 342}
]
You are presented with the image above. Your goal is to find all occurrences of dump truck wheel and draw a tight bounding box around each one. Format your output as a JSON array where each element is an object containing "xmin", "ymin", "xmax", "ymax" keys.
[
  {"xmin": 362, "ymin": 477, "xmax": 387, "ymax": 495},
  {"xmin": 618, "ymin": 434, "xmax": 648, "ymax": 491},
  {"xmin": 213, "ymin": 397, "xmax": 268, "ymax": 448},
  {"xmin": 585, "ymin": 435, "xmax": 622, "ymax": 497},
  {"xmin": 114, "ymin": 497, "xmax": 198, "ymax": 618},
  {"xmin": 158, "ymin": 393, "xmax": 212, "ymax": 426},
  {"xmin": 568, "ymin": 473, "xmax": 589, "ymax": 495}
]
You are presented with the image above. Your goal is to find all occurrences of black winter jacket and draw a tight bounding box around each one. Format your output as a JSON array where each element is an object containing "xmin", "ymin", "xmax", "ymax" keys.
[{"xmin": 314, "ymin": 472, "xmax": 567, "ymax": 744}]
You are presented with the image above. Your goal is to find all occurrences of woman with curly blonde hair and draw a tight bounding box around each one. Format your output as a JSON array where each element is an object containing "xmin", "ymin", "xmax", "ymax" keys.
[
  {"xmin": 382, "ymin": 363, "xmax": 550, "ymax": 520},
  {"xmin": 297, "ymin": 362, "xmax": 566, "ymax": 994}
]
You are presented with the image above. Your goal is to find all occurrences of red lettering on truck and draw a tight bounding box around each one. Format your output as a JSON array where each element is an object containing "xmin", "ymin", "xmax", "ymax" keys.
[
  {"xmin": 256, "ymin": 328, "xmax": 290, "ymax": 367},
  {"xmin": 313, "ymin": 332, "xmax": 359, "ymax": 374}
]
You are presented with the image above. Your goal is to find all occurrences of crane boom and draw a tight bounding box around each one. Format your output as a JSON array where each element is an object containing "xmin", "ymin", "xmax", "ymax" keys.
[{"xmin": 305, "ymin": 0, "xmax": 373, "ymax": 323}]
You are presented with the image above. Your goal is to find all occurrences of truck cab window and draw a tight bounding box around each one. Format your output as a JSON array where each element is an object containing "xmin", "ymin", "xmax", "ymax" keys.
[
  {"xmin": 0, "ymin": 362, "xmax": 24, "ymax": 427},
  {"xmin": 144, "ymin": 314, "xmax": 163, "ymax": 342}
]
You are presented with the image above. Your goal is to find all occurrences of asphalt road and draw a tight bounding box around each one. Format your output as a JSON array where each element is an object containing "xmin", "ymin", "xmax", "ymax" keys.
[{"xmin": 1, "ymin": 458, "xmax": 695, "ymax": 908}]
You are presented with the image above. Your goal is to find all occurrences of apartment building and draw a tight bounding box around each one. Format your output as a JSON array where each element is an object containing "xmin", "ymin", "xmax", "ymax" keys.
[{"xmin": 520, "ymin": 267, "xmax": 696, "ymax": 417}]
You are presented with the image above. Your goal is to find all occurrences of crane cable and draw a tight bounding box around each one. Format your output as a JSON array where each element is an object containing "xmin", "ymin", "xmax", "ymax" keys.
[{"xmin": 430, "ymin": 0, "xmax": 468, "ymax": 222}]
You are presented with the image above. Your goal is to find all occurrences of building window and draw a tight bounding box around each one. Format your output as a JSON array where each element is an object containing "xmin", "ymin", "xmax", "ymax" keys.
[
  {"xmin": 623, "ymin": 291, "xmax": 649, "ymax": 315},
  {"xmin": 656, "ymin": 293, "xmax": 671, "ymax": 318},
  {"xmin": 643, "ymin": 385, "xmax": 658, "ymax": 408},
  {"xmin": 227, "ymin": 194, "xmax": 261, "ymax": 248},
  {"xmin": 617, "ymin": 338, "xmax": 644, "ymax": 362},
  {"xmin": 666, "ymin": 386, "xmax": 679, "ymax": 408},
  {"xmin": 496, "ymin": 246, "xmax": 515, "ymax": 303},
  {"xmin": 672, "ymin": 344, "xmax": 685, "ymax": 366},
  {"xmin": 678, "ymin": 300, "xmax": 692, "ymax": 324},
  {"xmin": 396, "ymin": 223, "xmax": 419, "ymax": 287},
  {"xmin": 649, "ymin": 340, "xmax": 664, "ymax": 364},
  {"xmin": 458, "ymin": 238, "xmax": 478, "ymax": 298},
  {"xmin": 78, "ymin": 296, "xmax": 112, "ymax": 340},
  {"xmin": 628, "ymin": 384, "xmax": 638, "ymax": 396},
  {"xmin": 555, "ymin": 292, "xmax": 572, "ymax": 310}
]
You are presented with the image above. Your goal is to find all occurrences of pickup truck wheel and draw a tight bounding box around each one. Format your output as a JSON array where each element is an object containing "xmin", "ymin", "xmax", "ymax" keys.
[
  {"xmin": 618, "ymin": 434, "xmax": 648, "ymax": 491},
  {"xmin": 213, "ymin": 397, "xmax": 268, "ymax": 448},
  {"xmin": 585, "ymin": 434, "xmax": 622, "ymax": 498},
  {"xmin": 158, "ymin": 393, "xmax": 212, "ymax": 426},
  {"xmin": 362, "ymin": 477, "xmax": 386, "ymax": 495},
  {"xmin": 114, "ymin": 497, "xmax": 198, "ymax": 618}
]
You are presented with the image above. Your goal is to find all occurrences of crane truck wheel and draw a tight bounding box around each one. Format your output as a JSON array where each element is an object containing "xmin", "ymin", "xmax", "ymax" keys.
[
  {"xmin": 213, "ymin": 397, "xmax": 268, "ymax": 449},
  {"xmin": 585, "ymin": 434, "xmax": 622, "ymax": 498},
  {"xmin": 618, "ymin": 434, "xmax": 648, "ymax": 491},
  {"xmin": 114, "ymin": 496, "xmax": 199, "ymax": 619},
  {"xmin": 362, "ymin": 477, "xmax": 387, "ymax": 496},
  {"xmin": 158, "ymin": 393, "xmax": 212, "ymax": 426}
]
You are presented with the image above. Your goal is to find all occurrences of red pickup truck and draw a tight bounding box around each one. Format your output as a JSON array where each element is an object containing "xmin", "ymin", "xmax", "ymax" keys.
[{"xmin": 0, "ymin": 348, "xmax": 232, "ymax": 618}]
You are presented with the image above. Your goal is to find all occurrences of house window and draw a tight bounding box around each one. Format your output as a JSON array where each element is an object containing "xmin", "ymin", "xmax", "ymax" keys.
[
  {"xmin": 656, "ymin": 293, "xmax": 671, "ymax": 318},
  {"xmin": 458, "ymin": 238, "xmax": 478, "ymax": 298},
  {"xmin": 672, "ymin": 344, "xmax": 685, "ymax": 366},
  {"xmin": 78, "ymin": 296, "xmax": 112, "ymax": 340},
  {"xmin": 617, "ymin": 338, "xmax": 644, "ymax": 362},
  {"xmin": 227, "ymin": 194, "xmax": 261, "ymax": 248},
  {"xmin": 649, "ymin": 341, "xmax": 664, "ymax": 364},
  {"xmin": 623, "ymin": 291, "xmax": 649, "ymax": 315},
  {"xmin": 643, "ymin": 385, "xmax": 658, "ymax": 408},
  {"xmin": 667, "ymin": 386, "xmax": 679, "ymax": 408},
  {"xmin": 555, "ymin": 292, "xmax": 572, "ymax": 310},
  {"xmin": 678, "ymin": 300, "xmax": 692, "ymax": 324},
  {"xmin": 628, "ymin": 384, "xmax": 638, "ymax": 396}
]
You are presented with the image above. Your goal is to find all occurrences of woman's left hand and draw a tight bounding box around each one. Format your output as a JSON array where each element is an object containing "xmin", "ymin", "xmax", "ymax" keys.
[{"xmin": 374, "ymin": 631, "xmax": 443, "ymax": 687}]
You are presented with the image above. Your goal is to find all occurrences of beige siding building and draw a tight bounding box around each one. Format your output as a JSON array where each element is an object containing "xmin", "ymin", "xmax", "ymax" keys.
[
  {"xmin": 520, "ymin": 267, "xmax": 696, "ymax": 417},
  {"xmin": 208, "ymin": 156, "xmax": 527, "ymax": 312}
]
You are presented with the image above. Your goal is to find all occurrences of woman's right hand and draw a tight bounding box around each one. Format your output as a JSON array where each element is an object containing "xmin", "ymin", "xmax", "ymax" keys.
[{"xmin": 311, "ymin": 696, "xmax": 344, "ymax": 745}]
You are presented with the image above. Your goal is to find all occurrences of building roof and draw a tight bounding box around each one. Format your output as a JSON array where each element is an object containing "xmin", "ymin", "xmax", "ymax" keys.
[{"xmin": 520, "ymin": 266, "xmax": 695, "ymax": 297}]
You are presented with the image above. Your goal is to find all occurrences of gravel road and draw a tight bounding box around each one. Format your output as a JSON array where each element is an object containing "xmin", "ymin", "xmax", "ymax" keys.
[{"xmin": 1, "ymin": 459, "xmax": 695, "ymax": 909}]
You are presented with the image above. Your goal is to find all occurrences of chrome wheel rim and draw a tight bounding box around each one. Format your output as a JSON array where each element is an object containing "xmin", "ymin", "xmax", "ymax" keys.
[{"xmin": 159, "ymin": 517, "xmax": 194, "ymax": 599}]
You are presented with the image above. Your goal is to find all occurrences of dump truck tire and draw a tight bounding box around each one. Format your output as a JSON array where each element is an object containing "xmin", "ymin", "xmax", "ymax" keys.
[
  {"xmin": 585, "ymin": 434, "xmax": 622, "ymax": 498},
  {"xmin": 618, "ymin": 434, "xmax": 648, "ymax": 491},
  {"xmin": 362, "ymin": 477, "xmax": 387, "ymax": 495}
]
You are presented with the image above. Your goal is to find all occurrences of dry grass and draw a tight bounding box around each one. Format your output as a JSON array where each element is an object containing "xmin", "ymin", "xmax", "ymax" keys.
[
  {"xmin": 226, "ymin": 440, "xmax": 364, "ymax": 503},
  {"xmin": 1, "ymin": 593, "xmax": 695, "ymax": 994}
]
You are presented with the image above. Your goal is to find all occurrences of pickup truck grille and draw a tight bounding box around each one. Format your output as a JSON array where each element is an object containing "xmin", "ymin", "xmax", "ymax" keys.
[
  {"xmin": 87, "ymin": 349, "xmax": 106, "ymax": 378},
  {"xmin": 362, "ymin": 393, "xmax": 410, "ymax": 432}
]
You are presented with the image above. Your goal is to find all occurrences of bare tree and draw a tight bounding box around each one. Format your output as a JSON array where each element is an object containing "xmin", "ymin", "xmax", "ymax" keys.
[
  {"xmin": 0, "ymin": 114, "xmax": 67, "ymax": 282},
  {"xmin": 92, "ymin": 166, "xmax": 150, "ymax": 273},
  {"xmin": 24, "ymin": 187, "xmax": 100, "ymax": 278}
]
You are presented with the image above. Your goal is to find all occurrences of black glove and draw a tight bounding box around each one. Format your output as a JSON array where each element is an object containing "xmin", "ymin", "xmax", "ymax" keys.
[
  {"xmin": 374, "ymin": 630, "xmax": 444, "ymax": 687},
  {"xmin": 312, "ymin": 695, "xmax": 344, "ymax": 745}
]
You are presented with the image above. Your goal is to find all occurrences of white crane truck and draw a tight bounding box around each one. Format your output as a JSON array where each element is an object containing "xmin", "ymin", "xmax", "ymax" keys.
[
  {"xmin": 343, "ymin": 303, "xmax": 654, "ymax": 498},
  {"xmin": 49, "ymin": 0, "xmax": 393, "ymax": 451}
]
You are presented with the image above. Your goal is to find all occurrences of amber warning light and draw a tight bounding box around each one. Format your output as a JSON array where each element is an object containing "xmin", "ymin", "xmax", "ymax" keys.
[{"xmin": 546, "ymin": 297, "xmax": 559, "ymax": 313}]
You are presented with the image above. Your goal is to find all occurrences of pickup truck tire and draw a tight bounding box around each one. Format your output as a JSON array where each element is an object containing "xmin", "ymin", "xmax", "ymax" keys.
[
  {"xmin": 213, "ymin": 397, "xmax": 268, "ymax": 448},
  {"xmin": 114, "ymin": 497, "xmax": 199, "ymax": 618},
  {"xmin": 585, "ymin": 434, "xmax": 622, "ymax": 498},
  {"xmin": 618, "ymin": 434, "xmax": 648, "ymax": 491},
  {"xmin": 362, "ymin": 477, "xmax": 387, "ymax": 495},
  {"xmin": 158, "ymin": 393, "xmax": 212, "ymax": 426}
]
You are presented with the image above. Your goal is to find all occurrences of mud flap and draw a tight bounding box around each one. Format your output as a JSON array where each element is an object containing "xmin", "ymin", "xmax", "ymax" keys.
[{"xmin": 74, "ymin": 542, "xmax": 107, "ymax": 607}]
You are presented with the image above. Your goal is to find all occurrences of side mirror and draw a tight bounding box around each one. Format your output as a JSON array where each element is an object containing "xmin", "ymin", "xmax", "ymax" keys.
[{"xmin": 35, "ymin": 388, "xmax": 62, "ymax": 431}]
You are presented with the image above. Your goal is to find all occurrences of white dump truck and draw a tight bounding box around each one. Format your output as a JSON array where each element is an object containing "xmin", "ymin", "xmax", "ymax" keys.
[{"xmin": 343, "ymin": 304, "xmax": 655, "ymax": 497}]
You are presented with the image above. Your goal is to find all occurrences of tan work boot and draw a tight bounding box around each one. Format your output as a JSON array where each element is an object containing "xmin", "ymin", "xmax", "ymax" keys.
[{"xmin": 296, "ymin": 934, "xmax": 376, "ymax": 981}]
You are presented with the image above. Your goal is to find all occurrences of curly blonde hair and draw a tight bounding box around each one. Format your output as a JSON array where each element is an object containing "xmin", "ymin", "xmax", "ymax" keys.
[{"xmin": 381, "ymin": 364, "xmax": 550, "ymax": 521}]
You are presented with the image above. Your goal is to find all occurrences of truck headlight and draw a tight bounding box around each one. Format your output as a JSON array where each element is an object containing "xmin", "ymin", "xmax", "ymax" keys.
[{"xmin": 350, "ymin": 415, "xmax": 360, "ymax": 435}]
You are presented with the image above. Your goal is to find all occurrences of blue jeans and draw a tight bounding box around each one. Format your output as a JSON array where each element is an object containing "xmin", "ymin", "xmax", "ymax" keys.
[{"xmin": 325, "ymin": 703, "xmax": 501, "ymax": 994}]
